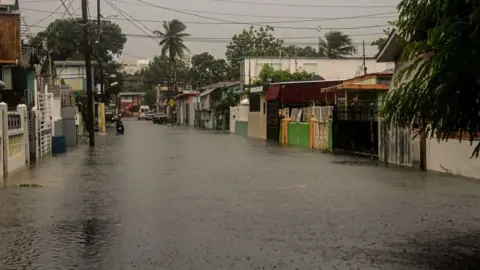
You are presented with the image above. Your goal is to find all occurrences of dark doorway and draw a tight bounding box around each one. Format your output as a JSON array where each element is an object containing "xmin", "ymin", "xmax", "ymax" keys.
[{"xmin": 266, "ymin": 100, "xmax": 281, "ymax": 141}]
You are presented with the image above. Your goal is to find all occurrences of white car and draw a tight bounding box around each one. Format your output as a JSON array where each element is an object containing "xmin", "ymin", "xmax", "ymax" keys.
[{"xmin": 138, "ymin": 106, "xmax": 150, "ymax": 120}]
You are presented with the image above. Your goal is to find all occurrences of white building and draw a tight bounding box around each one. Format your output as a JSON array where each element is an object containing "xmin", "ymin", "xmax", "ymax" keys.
[
  {"xmin": 53, "ymin": 61, "xmax": 96, "ymax": 92},
  {"xmin": 121, "ymin": 59, "xmax": 150, "ymax": 75},
  {"xmin": 239, "ymin": 57, "xmax": 394, "ymax": 88}
]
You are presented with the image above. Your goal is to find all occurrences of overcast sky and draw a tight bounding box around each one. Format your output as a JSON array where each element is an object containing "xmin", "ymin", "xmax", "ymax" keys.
[{"xmin": 21, "ymin": 0, "xmax": 401, "ymax": 61}]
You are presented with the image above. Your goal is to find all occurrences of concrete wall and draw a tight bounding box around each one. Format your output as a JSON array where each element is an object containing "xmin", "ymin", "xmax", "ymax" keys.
[
  {"xmin": 427, "ymin": 139, "xmax": 480, "ymax": 179},
  {"xmin": 235, "ymin": 121, "xmax": 248, "ymax": 137},
  {"xmin": 247, "ymin": 95, "xmax": 266, "ymax": 139},
  {"xmin": 241, "ymin": 57, "xmax": 394, "ymax": 87},
  {"xmin": 230, "ymin": 105, "xmax": 249, "ymax": 133},
  {"xmin": 0, "ymin": 104, "xmax": 30, "ymax": 180}
]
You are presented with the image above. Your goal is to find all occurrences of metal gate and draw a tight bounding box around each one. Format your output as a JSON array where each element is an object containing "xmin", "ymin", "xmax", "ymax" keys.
[
  {"xmin": 36, "ymin": 92, "xmax": 53, "ymax": 158},
  {"xmin": 332, "ymin": 105, "xmax": 378, "ymax": 157}
]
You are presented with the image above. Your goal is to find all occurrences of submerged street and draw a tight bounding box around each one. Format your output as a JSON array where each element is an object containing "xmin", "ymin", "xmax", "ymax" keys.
[{"xmin": 0, "ymin": 120, "xmax": 479, "ymax": 269}]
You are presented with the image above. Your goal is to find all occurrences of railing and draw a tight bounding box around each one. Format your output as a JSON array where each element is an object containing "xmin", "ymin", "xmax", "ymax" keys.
[{"xmin": 7, "ymin": 112, "xmax": 22, "ymax": 130}]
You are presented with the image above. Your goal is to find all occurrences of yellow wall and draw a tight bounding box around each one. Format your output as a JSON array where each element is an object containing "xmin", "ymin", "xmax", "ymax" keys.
[{"xmin": 247, "ymin": 94, "xmax": 267, "ymax": 139}]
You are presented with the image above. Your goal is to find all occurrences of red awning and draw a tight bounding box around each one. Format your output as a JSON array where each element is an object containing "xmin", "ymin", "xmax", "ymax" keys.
[
  {"xmin": 266, "ymin": 85, "xmax": 281, "ymax": 101},
  {"xmin": 279, "ymin": 80, "xmax": 342, "ymax": 104}
]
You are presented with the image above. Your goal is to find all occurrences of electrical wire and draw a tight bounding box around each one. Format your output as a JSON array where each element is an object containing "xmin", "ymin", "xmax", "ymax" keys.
[
  {"xmin": 23, "ymin": 3, "xmax": 64, "ymax": 34},
  {"xmin": 211, "ymin": 0, "xmax": 396, "ymax": 8},
  {"xmin": 27, "ymin": 24, "xmax": 384, "ymax": 40},
  {"xmin": 21, "ymin": 7, "xmax": 397, "ymax": 24},
  {"xmin": 128, "ymin": 0, "xmax": 391, "ymax": 31},
  {"xmin": 103, "ymin": 0, "xmax": 159, "ymax": 42}
]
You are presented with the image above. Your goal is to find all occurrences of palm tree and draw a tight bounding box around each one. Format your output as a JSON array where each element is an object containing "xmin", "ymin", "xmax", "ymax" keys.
[
  {"xmin": 154, "ymin": 19, "xmax": 190, "ymax": 92},
  {"xmin": 318, "ymin": 31, "xmax": 357, "ymax": 59}
]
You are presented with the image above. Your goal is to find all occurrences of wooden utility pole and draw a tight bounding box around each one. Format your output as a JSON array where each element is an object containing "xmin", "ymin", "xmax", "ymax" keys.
[
  {"xmin": 81, "ymin": 0, "xmax": 95, "ymax": 146},
  {"xmin": 97, "ymin": 0, "xmax": 105, "ymax": 97}
]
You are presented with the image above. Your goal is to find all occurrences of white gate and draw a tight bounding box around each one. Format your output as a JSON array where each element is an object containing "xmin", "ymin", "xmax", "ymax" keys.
[{"xmin": 36, "ymin": 92, "xmax": 53, "ymax": 158}]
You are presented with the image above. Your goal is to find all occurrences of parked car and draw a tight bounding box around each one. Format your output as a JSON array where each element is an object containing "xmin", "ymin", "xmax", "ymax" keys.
[
  {"xmin": 145, "ymin": 112, "xmax": 155, "ymax": 120},
  {"xmin": 153, "ymin": 113, "xmax": 167, "ymax": 124}
]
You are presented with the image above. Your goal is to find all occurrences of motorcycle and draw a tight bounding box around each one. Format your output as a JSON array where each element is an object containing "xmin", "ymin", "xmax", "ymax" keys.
[{"xmin": 116, "ymin": 119, "xmax": 124, "ymax": 135}]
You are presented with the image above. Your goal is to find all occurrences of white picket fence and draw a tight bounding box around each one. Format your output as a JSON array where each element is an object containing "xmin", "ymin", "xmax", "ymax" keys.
[{"xmin": 0, "ymin": 103, "xmax": 30, "ymax": 179}]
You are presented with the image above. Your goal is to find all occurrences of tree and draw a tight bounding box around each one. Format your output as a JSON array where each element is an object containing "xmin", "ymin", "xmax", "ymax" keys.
[
  {"xmin": 29, "ymin": 18, "xmax": 126, "ymax": 61},
  {"xmin": 381, "ymin": 0, "xmax": 480, "ymax": 157},
  {"xmin": 254, "ymin": 64, "xmax": 318, "ymax": 85},
  {"xmin": 318, "ymin": 31, "xmax": 357, "ymax": 59},
  {"xmin": 139, "ymin": 55, "xmax": 189, "ymax": 90},
  {"xmin": 281, "ymin": 45, "xmax": 318, "ymax": 57},
  {"xmin": 154, "ymin": 19, "xmax": 190, "ymax": 91},
  {"xmin": 143, "ymin": 87, "xmax": 157, "ymax": 106},
  {"xmin": 226, "ymin": 26, "xmax": 284, "ymax": 80},
  {"xmin": 371, "ymin": 21, "xmax": 397, "ymax": 52},
  {"xmin": 190, "ymin": 52, "xmax": 229, "ymax": 87}
]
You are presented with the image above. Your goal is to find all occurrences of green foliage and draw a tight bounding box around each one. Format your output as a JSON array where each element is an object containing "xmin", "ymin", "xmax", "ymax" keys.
[
  {"xmin": 190, "ymin": 52, "xmax": 228, "ymax": 87},
  {"xmin": 318, "ymin": 31, "xmax": 357, "ymax": 58},
  {"xmin": 226, "ymin": 26, "xmax": 284, "ymax": 79},
  {"xmin": 153, "ymin": 19, "xmax": 190, "ymax": 91},
  {"xmin": 226, "ymin": 26, "xmax": 356, "ymax": 79},
  {"xmin": 154, "ymin": 19, "xmax": 190, "ymax": 61},
  {"xmin": 371, "ymin": 21, "xmax": 397, "ymax": 52},
  {"xmin": 29, "ymin": 18, "xmax": 126, "ymax": 61},
  {"xmin": 139, "ymin": 55, "xmax": 189, "ymax": 90},
  {"xmin": 214, "ymin": 88, "xmax": 241, "ymax": 116},
  {"xmin": 254, "ymin": 64, "xmax": 317, "ymax": 85},
  {"xmin": 143, "ymin": 87, "xmax": 157, "ymax": 106},
  {"xmin": 382, "ymin": 0, "xmax": 480, "ymax": 157}
]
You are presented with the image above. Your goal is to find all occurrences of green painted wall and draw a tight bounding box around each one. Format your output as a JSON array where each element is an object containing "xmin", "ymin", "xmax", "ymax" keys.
[
  {"xmin": 235, "ymin": 121, "xmax": 248, "ymax": 137},
  {"xmin": 328, "ymin": 120, "xmax": 333, "ymax": 151},
  {"xmin": 288, "ymin": 122, "xmax": 310, "ymax": 148}
]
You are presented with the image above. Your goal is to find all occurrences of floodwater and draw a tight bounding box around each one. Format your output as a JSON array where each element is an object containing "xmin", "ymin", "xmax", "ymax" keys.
[{"xmin": 0, "ymin": 119, "xmax": 479, "ymax": 269}]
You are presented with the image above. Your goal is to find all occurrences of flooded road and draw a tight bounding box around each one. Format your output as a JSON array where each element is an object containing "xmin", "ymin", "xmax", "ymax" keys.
[{"xmin": 0, "ymin": 119, "xmax": 479, "ymax": 269}]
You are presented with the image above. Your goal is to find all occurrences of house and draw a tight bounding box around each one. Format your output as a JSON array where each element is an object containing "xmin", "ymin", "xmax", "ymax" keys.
[
  {"xmin": 53, "ymin": 61, "xmax": 97, "ymax": 92},
  {"xmin": 377, "ymin": 30, "xmax": 480, "ymax": 179},
  {"xmin": 321, "ymin": 71, "xmax": 393, "ymax": 108},
  {"xmin": 118, "ymin": 92, "xmax": 145, "ymax": 117},
  {"xmin": 197, "ymin": 81, "xmax": 239, "ymax": 130},
  {"xmin": 240, "ymin": 57, "xmax": 394, "ymax": 90},
  {"xmin": 175, "ymin": 91, "xmax": 198, "ymax": 126}
]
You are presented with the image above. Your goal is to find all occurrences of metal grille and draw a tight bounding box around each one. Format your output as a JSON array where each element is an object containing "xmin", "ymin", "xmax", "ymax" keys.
[
  {"xmin": 37, "ymin": 92, "xmax": 52, "ymax": 158},
  {"xmin": 7, "ymin": 112, "xmax": 21, "ymax": 130}
]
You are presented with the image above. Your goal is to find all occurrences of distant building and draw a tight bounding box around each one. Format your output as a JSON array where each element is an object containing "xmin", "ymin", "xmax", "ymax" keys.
[
  {"xmin": 183, "ymin": 55, "xmax": 192, "ymax": 68},
  {"xmin": 239, "ymin": 57, "xmax": 394, "ymax": 90},
  {"xmin": 118, "ymin": 92, "xmax": 145, "ymax": 117},
  {"xmin": 53, "ymin": 61, "xmax": 97, "ymax": 92},
  {"xmin": 121, "ymin": 59, "xmax": 150, "ymax": 75}
]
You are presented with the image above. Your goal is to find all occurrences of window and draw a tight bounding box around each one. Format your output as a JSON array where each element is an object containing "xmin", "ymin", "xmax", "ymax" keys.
[{"xmin": 249, "ymin": 95, "xmax": 260, "ymax": 112}]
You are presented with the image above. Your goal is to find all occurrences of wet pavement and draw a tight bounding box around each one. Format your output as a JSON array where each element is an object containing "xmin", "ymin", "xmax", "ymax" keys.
[{"xmin": 0, "ymin": 119, "xmax": 479, "ymax": 269}]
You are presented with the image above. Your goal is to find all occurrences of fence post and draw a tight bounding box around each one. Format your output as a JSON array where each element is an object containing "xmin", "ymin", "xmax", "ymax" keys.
[
  {"xmin": 17, "ymin": 104, "xmax": 29, "ymax": 166},
  {"xmin": 331, "ymin": 104, "xmax": 337, "ymax": 152},
  {"xmin": 370, "ymin": 103, "xmax": 375, "ymax": 158},
  {"xmin": 32, "ymin": 107, "xmax": 39, "ymax": 159},
  {"xmin": 0, "ymin": 102, "xmax": 8, "ymax": 177}
]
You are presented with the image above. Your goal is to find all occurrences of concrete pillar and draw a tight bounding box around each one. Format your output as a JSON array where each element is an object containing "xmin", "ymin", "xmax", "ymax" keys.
[
  {"xmin": 0, "ymin": 102, "xmax": 8, "ymax": 177},
  {"xmin": 17, "ymin": 104, "xmax": 29, "ymax": 166}
]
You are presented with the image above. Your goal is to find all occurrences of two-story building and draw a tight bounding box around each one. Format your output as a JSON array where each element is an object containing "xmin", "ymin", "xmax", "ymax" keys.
[{"xmin": 239, "ymin": 57, "xmax": 394, "ymax": 90}]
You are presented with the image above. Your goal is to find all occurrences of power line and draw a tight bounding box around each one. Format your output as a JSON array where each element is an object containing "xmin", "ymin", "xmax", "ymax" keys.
[
  {"xmin": 211, "ymin": 0, "xmax": 397, "ymax": 8},
  {"xmin": 129, "ymin": 0, "xmax": 389, "ymax": 31},
  {"xmin": 23, "ymin": 3, "xmax": 64, "ymax": 33},
  {"xmin": 21, "ymin": 7, "xmax": 397, "ymax": 24},
  {"xmin": 103, "ymin": 0, "xmax": 159, "ymax": 43},
  {"xmin": 28, "ymin": 24, "xmax": 384, "ymax": 40}
]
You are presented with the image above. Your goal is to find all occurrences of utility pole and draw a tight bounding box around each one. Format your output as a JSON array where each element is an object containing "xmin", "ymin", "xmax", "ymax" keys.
[
  {"xmin": 362, "ymin": 41, "xmax": 367, "ymax": 75},
  {"xmin": 97, "ymin": 0, "xmax": 105, "ymax": 97},
  {"xmin": 81, "ymin": 0, "xmax": 95, "ymax": 146}
]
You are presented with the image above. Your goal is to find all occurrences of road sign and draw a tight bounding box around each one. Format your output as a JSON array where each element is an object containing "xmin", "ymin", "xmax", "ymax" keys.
[{"xmin": 168, "ymin": 99, "xmax": 176, "ymax": 107}]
